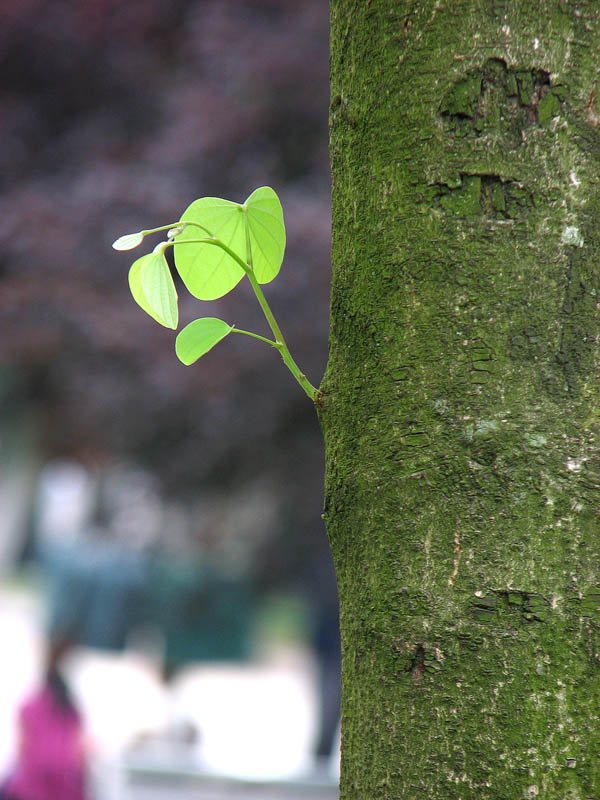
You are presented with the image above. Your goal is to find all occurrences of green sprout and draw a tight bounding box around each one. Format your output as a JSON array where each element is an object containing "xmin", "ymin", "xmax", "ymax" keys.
[{"xmin": 112, "ymin": 186, "xmax": 319, "ymax": 401}]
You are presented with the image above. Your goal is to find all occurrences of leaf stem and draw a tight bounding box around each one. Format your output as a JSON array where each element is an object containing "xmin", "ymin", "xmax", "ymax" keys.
[
  {"xmin": 231, "ymin": 328, "xmax": 280, "ymax": 348},
  {"xmin": 144, "ymin": 221, "xmax": 214, "ymax": 238},
  {"xmin": 165, "ymin": 238, "xmax": 252, "ymax": 275},
  {"xmin": 143, "ymin": 223, "xmax": 180, "ymax": 236},
  {"xmin": 166, "ymin": 236, "xmax": 320, "ymax": 401},
  {"xmin": 245, "ymin": 270, "xmax": 319, "ymax": 401}
]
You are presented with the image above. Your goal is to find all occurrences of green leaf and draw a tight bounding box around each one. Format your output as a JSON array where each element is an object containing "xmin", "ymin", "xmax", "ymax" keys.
[
  {"xmin": 174, "ymin": 198, "xmax": 246, "ymax": 300},
  {"xmin": 244, "ymin": 186, "xmax": 286, "ymax": 284},
  {"xmin": 113, "ymin": 231, "xmax": 145, "ymax": 251},
  {"xmin": 175, "ymin": 317, "xmax": 233, "ymax": 365},
  {"xmin": 173, "ymin": 186, "xmax": 286, "ymax": 300},
  {"xmin": 128, "ymin": 251, "xmax": 178, "ymax": 329}
]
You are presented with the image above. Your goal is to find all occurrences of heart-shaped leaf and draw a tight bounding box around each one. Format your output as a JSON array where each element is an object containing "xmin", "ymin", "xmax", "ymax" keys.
[
  {"xmin": 173, "ymin": 187, "xmax": 286, "ymax": 300},
  {"xmin": 128, "ymin": 251, "xmax": 178, "ymax": 329},
  {"xmin": 244, "ymin": 186, "xmax": 286, "ymax": 284},
  {"xmin": 175, "ymin": 317, "xmax": 234, "ymax": 365},
  {"xmin": 174, "ymin": 198, "xmax": 246, "ymax": 300}
]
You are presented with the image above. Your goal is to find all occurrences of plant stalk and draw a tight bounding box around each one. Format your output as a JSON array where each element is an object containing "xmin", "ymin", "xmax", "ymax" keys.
[
  {"xmin": 246, "ymin": 271, "xmax": 319, "ymax": 401},
  {"xmin": 168, "ymin": 236, "xmax": 320, "ymax": 401}
]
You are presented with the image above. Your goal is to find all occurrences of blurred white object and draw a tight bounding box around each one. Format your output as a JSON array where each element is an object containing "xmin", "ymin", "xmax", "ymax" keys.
[{"xmin": 36, "ymin": 460, "xmax": 95, "ymax": 546}]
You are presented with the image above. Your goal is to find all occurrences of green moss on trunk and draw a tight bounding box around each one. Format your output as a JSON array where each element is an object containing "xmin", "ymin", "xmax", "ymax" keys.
[{"xmin": 322, "ymin": 2, "xmax": 600, "ymax": 797}]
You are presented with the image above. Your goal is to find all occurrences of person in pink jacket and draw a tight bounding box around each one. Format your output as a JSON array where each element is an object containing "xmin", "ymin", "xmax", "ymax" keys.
[{"xmin": 0, "ymin": 666, "xmax": 88, "ymax": 800}]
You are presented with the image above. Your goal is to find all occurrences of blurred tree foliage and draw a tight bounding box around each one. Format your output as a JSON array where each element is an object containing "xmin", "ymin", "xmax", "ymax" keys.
[{"xmin": 0, "ymin": 0, "xmax": 331, "ymax": 589}]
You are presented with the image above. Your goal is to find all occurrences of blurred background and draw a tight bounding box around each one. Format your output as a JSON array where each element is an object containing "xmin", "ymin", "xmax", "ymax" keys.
[{"xmin": 0, "ymin": 1, "xmax": 336, "ymax": 798}]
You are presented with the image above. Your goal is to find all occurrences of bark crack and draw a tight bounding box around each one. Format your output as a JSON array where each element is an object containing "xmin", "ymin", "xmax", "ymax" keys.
[{"xmin": 408, "ymin": 644, "xmax": 426, "ymax": 680}]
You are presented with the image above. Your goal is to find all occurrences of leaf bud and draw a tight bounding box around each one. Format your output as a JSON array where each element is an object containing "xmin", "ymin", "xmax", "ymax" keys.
[{"xmin": 112, "ymin": 231, "xmax": 145, "ymax": 251}]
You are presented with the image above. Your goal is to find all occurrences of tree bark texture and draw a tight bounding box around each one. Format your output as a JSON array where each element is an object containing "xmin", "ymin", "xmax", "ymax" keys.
[{"xmin": 322, "ymin": 2, "xmax": 600, "ymax": 798}]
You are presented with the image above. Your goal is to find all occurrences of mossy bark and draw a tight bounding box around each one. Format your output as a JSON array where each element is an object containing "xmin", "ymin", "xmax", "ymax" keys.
[{"xmin": 322, "ymin": 2, "xmax": 600, "ymax": 798}]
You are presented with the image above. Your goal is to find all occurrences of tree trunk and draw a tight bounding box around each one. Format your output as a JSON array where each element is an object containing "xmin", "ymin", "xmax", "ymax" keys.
[{"xmin": 321, "ymin": 2, "xmax": 600, "ymax": 797}]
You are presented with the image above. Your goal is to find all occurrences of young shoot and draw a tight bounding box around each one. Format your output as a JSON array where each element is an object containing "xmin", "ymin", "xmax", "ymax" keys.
[{"xmin": 112, "ymin": 186, "xmax": 319, "ymax": 401}]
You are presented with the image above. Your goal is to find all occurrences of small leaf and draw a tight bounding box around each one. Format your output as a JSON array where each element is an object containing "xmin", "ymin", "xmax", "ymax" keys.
[
  {"xmin": 113, "ymin": 231, "xmax": 144, "ymax": 251},
  {"xmin": 174, "ymin": 198, "xmax": 246, "ymax": 300},
  {"xmin": 244, "ymin": 186, "xmax": 286, "ymax": 284},
  {"xmin": 175, "ymin": 317, "xmax": 233, "ymax": 365},
  {"xmin": 128, "ymin": 252, "xmax": 178, "ymax": 329}
]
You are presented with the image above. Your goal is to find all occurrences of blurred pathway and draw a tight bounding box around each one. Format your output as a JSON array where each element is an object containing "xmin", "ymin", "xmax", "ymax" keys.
[{"xmin": 125, "ymin": 776, "xmax": 337, "ymax": 800}]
